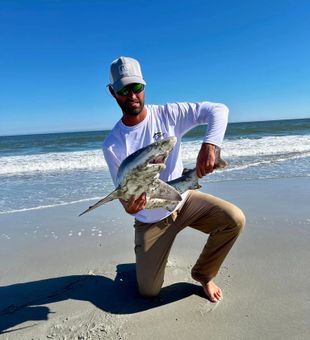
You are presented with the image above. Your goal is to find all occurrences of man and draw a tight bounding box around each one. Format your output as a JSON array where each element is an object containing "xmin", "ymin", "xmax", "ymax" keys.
[{"xmin": 103, "ymin": 56, "xmax": 245, "ymax": 302}]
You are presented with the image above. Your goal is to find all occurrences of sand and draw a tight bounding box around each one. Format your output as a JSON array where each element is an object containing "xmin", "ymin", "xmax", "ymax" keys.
[{"xmin": 0, "ymin": 177, "xmax": 309, "ymax": 340}]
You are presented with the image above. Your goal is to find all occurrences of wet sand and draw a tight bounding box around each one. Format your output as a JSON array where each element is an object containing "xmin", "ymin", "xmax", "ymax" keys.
[{"xmin": 0, "ymin": 177, "xmax": 309, "ymax": 339}]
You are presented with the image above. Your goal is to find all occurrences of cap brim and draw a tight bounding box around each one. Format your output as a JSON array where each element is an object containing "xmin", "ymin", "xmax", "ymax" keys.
[{"xmin": 112, "ymin": 76, "xmax": 146, "ymax": 92}]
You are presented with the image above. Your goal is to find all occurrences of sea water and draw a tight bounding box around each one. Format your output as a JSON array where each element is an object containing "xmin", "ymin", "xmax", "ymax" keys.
[{"xmin": 1, "ymin": 118, "xmax": 309, "ymax": 214}]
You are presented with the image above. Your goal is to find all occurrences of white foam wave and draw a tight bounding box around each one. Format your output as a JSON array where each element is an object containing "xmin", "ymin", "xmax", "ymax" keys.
[
  {"xmin": 222, "ymin": 152, "xmax": 310, "ymax": 172},
  {"xmin": 0, "ymin": 150, "xmax": 108, "ymax": 176},
  {"xmin": 1, "ymin": 135, "xmax": 309, "ymax": 176},
  {"xmin": 182, "ymin": 135, "xmax": 310, "ymax": 161}
]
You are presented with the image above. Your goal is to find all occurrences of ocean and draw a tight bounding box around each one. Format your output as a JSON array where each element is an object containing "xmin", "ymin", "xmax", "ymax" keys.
[{"xmin": 1, "ymin": 118, "xmax": 309, "ymax": 214}]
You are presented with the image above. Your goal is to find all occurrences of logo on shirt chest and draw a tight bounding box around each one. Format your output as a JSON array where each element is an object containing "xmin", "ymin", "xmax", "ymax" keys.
[{"xmin": 153, "ymin": 132, "xmax": 167, "ymax": 141}]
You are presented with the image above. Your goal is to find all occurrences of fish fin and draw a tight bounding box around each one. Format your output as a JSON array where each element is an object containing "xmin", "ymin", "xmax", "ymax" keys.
[
  {"xmin": 146, "ymin": 198, "xmax": 179, "ymax": 212},
  {"xmin": 79, "ymin": 189, "xmax": 121, "ymax": 216},
  {"xmin": 164, "ymin": 201, "xmax": 180, "ymax": 212},
  {"xmin": 150, "ymin": 179, "xmax": 182, "ymax": 201}
]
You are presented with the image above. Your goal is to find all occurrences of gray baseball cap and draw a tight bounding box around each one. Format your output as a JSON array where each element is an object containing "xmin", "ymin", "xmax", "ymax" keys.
[{"xmin": 109, "ymin": 56, "xmax": 146, "ymax": 92}]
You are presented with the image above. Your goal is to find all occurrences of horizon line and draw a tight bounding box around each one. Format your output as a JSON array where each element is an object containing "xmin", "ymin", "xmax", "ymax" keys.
[{"xmin": 1, "ymin": 116, "xmax": 309, "ymax": 138}]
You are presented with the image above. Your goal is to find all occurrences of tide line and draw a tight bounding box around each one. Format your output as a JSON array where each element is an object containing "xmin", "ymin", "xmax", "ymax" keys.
[{"xmin": 0, "ymin": 196, "xmax": 103, "ymax": 215}]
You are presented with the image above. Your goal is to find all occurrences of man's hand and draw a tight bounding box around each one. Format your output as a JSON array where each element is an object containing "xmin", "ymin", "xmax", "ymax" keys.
[
  {"xmin": 196, "ymin": 143, "xmax": 216, "ymax": 178},
  {"xmin": 119, "ymin": 192, "xmax": 147, "ymax": 214}
]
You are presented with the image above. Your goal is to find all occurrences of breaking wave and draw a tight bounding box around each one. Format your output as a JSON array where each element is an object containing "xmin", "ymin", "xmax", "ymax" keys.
[{"xmin": 1, "ymin": 135, "xmax": 310, "ymax": 177}]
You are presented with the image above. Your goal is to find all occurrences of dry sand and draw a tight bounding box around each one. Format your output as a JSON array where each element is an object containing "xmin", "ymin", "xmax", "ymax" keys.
[{"xmin": 0, "ymin": 177, "xmax": 309, "ymax": 340}]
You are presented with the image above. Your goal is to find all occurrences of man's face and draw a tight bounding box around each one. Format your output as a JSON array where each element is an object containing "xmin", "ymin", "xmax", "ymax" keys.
[{"xmin": 112, "ymin": 83, "xmax": 145, "ymax": 116}]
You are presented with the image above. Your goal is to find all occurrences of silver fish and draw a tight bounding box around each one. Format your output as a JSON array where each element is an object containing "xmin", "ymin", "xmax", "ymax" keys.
[
  {"xmin": 79, "ymin": 137, "xmax": 227, "ymax": 216},
  {"xmin": 146, "ymin": 147, "xmax": 227, "ymax": 211},
  {"xmin": 79, "ymin": 137, "xmax": 180, "ymax": 216}
]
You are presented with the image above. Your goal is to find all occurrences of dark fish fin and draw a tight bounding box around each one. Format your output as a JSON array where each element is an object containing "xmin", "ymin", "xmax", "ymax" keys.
[{"xmin": 79, "ymin": 189, "xmax": 121, "ymax": 216}]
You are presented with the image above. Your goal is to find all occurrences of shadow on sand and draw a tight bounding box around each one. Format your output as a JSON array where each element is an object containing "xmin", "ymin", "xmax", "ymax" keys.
[{"xmin": 0, "ymin": 263, "xmax": 204, "ymax": 334}]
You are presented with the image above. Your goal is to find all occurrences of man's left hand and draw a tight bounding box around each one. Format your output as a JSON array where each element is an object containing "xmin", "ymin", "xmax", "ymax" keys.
[{"xmin": 196, "ymin": 143, "xmax": 216, "ymax": 178}]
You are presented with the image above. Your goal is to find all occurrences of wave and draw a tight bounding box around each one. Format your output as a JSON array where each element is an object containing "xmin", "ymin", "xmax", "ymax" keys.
[
  {"xmin": 1, "ymin": 135, "xmax": 310, "ymax": 176},
  {"xmin": 182, "ymin": 135, "xmax": 310, "ymax": 161},
  {"xmin": 0, "ymin": 150, "xmax": 108, "ymax": 176},
  {"xmin": 220, "ymin": 152, "xmax": 310, "ymax": 172},
  {"xmin": 0, "ymin": 196, "xmax": 102, "ymax": 215}
]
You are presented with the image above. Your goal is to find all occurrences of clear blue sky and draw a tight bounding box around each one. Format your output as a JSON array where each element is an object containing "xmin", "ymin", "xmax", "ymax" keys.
[{"xmin": 1, "ymin": 0, "xmax": 309, "ymax": 135}]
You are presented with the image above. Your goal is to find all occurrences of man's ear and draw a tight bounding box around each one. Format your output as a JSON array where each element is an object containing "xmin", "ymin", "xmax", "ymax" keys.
[{"xmin": 109, "ymin": 85, "xmax": 116, "ymax": 98}]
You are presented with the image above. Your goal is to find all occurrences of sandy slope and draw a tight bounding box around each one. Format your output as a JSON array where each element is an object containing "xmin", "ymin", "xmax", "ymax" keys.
[{"xmin": 1, "ymin": 177, "xmax": 309, "ymax": 339}]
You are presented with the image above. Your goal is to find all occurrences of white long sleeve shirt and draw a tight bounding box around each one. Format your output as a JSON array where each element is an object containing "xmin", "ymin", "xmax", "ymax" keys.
[{"xmin": 102, "ymin": 101, "xmax": 229, "ymax": 223}]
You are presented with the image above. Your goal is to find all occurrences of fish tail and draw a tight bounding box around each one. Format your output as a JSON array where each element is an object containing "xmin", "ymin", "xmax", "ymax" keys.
[{"xmin": 79, "ymin": 189, "xmax": 121, "ymax": 216}]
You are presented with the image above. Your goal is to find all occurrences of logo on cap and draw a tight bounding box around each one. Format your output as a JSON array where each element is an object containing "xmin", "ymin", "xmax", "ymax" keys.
[{"xmin": 119, "ymin": 65, "xmax": 129, "ymax": 75}]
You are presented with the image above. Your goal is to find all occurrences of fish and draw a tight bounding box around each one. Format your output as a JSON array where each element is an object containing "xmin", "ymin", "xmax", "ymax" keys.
[
  {"xmin": 145, "ymin": 147, "xmax": 227, "ymax": 211},
  {"xmin": 79, "ymin": 136, "xmax": 180, "ymax": 216},
  {"xmin": 79, "ymin": 136, "xmax": 227, "ymax": 216}
]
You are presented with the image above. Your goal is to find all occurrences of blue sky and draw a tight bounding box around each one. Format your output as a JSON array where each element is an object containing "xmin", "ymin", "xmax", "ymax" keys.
[{"xmin": 1, "ymin": 0, "xmax": 309, "ymax": 135}]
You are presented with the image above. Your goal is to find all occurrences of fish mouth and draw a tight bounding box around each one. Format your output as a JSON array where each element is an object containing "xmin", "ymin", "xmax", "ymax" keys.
[{"xmin": 149, "ymin": 153, "xmax": 168, "ymax": 165}]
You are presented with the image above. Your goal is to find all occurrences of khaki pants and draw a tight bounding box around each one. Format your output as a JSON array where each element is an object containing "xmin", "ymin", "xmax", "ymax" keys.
[{"xmin": 134, "ymin": 190, "xmax": 245, "ymax": 297}]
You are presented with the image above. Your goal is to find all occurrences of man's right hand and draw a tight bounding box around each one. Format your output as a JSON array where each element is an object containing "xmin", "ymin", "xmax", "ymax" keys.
[{"xmin": 119, "ymin": 192, "xmax": 147, "ymax": 214}]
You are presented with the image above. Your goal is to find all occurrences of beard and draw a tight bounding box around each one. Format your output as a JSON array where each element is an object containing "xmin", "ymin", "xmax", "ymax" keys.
[{"xmin": 117, "ymin": 97, "xmax": 145, "ymax": 116}]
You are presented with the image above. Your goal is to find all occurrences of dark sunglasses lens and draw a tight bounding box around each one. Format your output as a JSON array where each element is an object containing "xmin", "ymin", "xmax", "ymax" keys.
[
  {"xmin": 132, "ymin": 83, "xmax": 144, "ymax": 93},
  {"xmin": 117, "ymin": 83, "xmax": 144, "ymax": 96},
  {"xmin": 117, "ymin": 87, "xmax": 129, "ymax": 96}
]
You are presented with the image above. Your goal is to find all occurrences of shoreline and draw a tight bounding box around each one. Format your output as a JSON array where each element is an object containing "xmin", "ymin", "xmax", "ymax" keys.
[
  {"xmin": 1, "ymin": 177, "xmax": 309, "ymax": 339},
  {"xmin": 1, "ymin": 174, "xmax": 309, "ymax": 216}
]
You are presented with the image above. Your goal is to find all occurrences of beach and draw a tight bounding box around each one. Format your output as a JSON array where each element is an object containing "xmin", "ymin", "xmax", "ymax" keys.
[
  {"xmin": 1, "ymin": 177, "xmax": 309, "ymax": 340},
  {"xmin": 1, "ymin": 119, "xmax": 309, "ymax": 339},
  {"xmin": 2, "ymin": 0, "xmax": 310, "ymax": 337}
]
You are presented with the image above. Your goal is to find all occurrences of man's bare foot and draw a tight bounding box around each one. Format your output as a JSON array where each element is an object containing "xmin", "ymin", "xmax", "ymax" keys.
[{"xmin": 201, "ymin": 280, "xmax": 223, "ymax": 302}]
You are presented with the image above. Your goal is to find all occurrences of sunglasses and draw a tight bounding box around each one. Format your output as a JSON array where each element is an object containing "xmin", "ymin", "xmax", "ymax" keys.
[{"xmin": 116, "ymin": 83, "xmax": 145, "ymax": 96}]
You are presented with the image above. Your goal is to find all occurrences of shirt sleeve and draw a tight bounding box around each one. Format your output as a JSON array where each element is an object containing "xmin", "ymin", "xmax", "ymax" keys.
[
  {"xmin": 102, "ymin": 144, "xmax": 121, "ymax": 187},
  {"xmin": 164, "ymin": 102, "xmax": 229, "ymax": 147}
]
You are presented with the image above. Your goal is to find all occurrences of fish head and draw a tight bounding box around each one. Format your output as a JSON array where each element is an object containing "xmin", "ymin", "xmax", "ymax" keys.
[
  {"xmin": 125, "ymin": 136, "xmax": 177, "ymax": 167},
  {"xmin": 142, "ymin": 136, "xmax": 177, "ymax": 164},
  {"xmin": 116, "ymin": 136, "xmax": 177, "ymax": 184}
]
